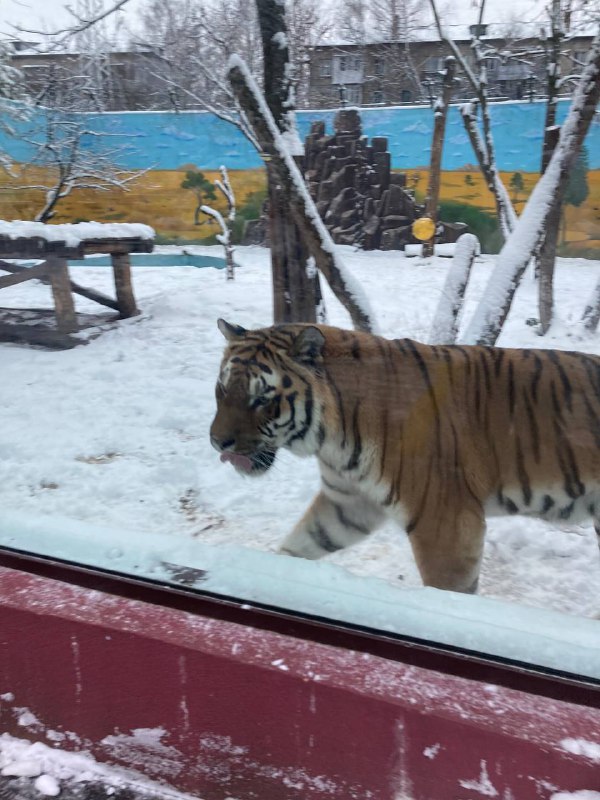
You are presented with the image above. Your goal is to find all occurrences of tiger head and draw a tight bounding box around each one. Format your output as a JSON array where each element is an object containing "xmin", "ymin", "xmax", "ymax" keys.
[{"xmin": 210, "ymin": 319, "xmax": 326, "ymax": 475}]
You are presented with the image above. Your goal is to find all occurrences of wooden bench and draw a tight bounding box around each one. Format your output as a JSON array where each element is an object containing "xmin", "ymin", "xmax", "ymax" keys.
[{"xmin": 0, "ymin": 223, "xmax": 154, "ymax": 348}]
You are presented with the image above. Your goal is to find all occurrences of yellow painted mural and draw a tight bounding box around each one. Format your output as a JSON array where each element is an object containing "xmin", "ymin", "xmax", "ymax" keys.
[
  {"xmin": 0, "ymin": 167, "xmax": 267, "ymax": 243},
  {"xmin": 0, "ymin": 165, "xmax": 598, "ymax": 253}
]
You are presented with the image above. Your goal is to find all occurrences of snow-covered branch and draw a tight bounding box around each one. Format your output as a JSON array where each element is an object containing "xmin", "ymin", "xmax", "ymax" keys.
[
  {"xmin": 146, "ymin": 57, "xmax": 261, "ymax": 151},
  {"xmin": 429, "ymin": 0, "xmax": 517, "ymax": 240},
  {"xmin": 227, "ymin": 55, "xmax": 375, "ymax": 332},
  {"xmin": 462, "ymin": 26, "xmax": 600, "ymax": 346},
  {"xmin": 429, "ymin": 233, "xmax": 480, "ymax": 344},
  {"xmin": 14, "ymin": 0, "xmax": 131, "ymax": 45},
  {"xmin": 4, "ymin": 111, "xmax": 148, "ymax": 223},
  {"xmin": 200, "ymin": 165, "xmax": 237, "ymax": 280}
]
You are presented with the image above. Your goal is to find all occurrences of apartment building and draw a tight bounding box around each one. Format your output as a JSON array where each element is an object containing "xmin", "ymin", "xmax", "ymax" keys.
[
  {"xmin": 307, "ymin": 27, "xmax": 592, "ymax": 108},
  {"xmin": 8, "ymin": 42, "xmax": 166, "ymax": 111}
]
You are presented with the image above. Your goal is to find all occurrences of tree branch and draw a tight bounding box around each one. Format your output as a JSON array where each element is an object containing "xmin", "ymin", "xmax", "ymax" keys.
[
  {"xmin": 227, "ymin": 57, "xmax": 375, "ymax": 332},
  {"xmin": 462, "ymin": 26, "xmax": 600, "ymax": 346}
]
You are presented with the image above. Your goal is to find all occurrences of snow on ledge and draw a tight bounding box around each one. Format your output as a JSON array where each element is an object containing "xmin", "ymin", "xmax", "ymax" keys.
[
  {"xmin": 0, "ymin": 734, "xmax": 195, "ymax": 799},
  {"xmin": 0, "ymin": 220, "xmax": 155, "ymax": 247},
  {"xmin": 0, "ymin": 510, "xmax": 598, "ymax": 682}
]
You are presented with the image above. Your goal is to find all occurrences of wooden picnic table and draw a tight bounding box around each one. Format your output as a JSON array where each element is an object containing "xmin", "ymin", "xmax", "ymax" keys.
[{"xmin": 0, "ymin": 222, "xmax": 155, "ymax": 347}]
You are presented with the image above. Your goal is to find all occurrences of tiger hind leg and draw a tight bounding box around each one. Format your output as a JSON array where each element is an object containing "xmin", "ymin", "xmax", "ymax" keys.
[
  {"xmin": 406, "ymin": 501, "xmax": 486, "ymax": 594},
  {"xmin": 279, "ymin": 487, "xmax": 384, "ymax": 560}
]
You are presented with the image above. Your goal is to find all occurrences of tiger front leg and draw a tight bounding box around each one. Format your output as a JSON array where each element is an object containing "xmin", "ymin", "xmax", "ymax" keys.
[{"xmin": 279, "ymin": 489, "xmax": 384, "ymax": 560}]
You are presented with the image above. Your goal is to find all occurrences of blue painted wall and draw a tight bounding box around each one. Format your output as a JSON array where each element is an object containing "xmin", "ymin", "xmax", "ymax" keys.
[{"xmin": 1, "ymin": 99, "xmax": 597, "ymax": 173}]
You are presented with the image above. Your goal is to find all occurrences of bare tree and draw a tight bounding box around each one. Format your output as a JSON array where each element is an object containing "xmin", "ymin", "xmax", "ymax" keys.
[
  {"xmin": 429, "ymin": 0, "xmax": 518, "ymax": 241},
  {"xmin": 333, "ymin": 0, "xmax": 425, "ymax": 101},
  {"xmin": 135, "ymin": 0, "xmax": 328, "ymax": 322},
  {"xmin": 0, "ymin": 40, "xmax": 29, "ymax": 173},
  {"xmin": 6, "ymin": 109, "xmax": 146, "ymax": 222},
  {"xmin": 200, "ymin": 166, "xmax": 238, "ymax": 280},
  {"xmin": 133, "ymin": 0, "xmax": 261, "ymax": 145},
  {"xmin": 135, "ymin": 0, "xmax": 328, "ymax": 111},
  {"xmin": 536, "ymin": 0, "xmax": 599, "ymax": 334},
  {"xmin": 14, "ymin": 0, "xmax": 132, "ymax": 46},
  {"xmin": 73, "ymin": 0, "xmax": 123, "ymax": 111},
  {"xmin": 228, "ymin": 57, "xmax": 375, "ymax": 331},
  {"xmin": 254, "ymin": 0, "xmax": 325, "ymax": 324},
  {"xmin": 285, "ymin": 0, "xmax": 336, "ymax": 108},
  {"xmin": 462, "ymin": 27, "xmax": 600, "ymax": 346},
  {"xmin": 422, "ymin": 55, "xmax": 455, "ymax": 257}
]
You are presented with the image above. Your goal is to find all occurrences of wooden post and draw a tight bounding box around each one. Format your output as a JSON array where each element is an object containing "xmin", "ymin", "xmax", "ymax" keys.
[
  {"xmin": 46, "ymin": 257, "xmax": 78, "ymax": 335},
  {"xmin": 111, "ymin": 251, "xmax": 139, "ymax": 318},
  {"xmin": 422, "ymin": 56, "xmax": 456, "ymax": 257}
]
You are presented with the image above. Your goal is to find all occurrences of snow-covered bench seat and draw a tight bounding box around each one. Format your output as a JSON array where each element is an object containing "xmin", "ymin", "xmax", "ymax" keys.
[{"xmin": 0, "ymin": 221, "xmax": 155, "ymax": 348}]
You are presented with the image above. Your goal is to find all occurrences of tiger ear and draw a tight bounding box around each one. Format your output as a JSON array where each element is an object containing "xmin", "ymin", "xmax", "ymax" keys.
[
  {"xmin": 290, "ymin": 326, "xmax": 325, "ymax": 365},
  {"xmin": 217, "ymin": 318, "xmax": 247, "ymax": 341}
]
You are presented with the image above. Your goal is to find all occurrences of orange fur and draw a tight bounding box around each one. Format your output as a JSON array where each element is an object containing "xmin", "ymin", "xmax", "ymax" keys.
[{"xmin": 211, "ymin": 321, "xmax": 600, "ymax": 593}]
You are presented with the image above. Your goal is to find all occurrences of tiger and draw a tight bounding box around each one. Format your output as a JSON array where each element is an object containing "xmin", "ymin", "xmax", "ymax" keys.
[{"xmin": 210, "ymin": 318, "xmax": 600, "ymax": 594}]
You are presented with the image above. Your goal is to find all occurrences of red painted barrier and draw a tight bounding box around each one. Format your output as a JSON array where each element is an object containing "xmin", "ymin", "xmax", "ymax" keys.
[{"xmin": 1, "ymin": 560, "xmax": 599, "ymax": 799}]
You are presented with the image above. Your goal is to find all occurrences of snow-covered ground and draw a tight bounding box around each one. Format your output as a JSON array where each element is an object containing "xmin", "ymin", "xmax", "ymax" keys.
[{"xmin": 1, "ymin": 244, "xmax": 599, "ymax": 623}]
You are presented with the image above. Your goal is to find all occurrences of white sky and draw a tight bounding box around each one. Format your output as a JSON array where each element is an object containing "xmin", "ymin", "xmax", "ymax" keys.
[
  {"xmin": 0, "ymin": 0, "xmax": 145, "ymax": 38},
  {"xmin": 0, "ymin": 0, "xmax": 551, "ymax": 41}
]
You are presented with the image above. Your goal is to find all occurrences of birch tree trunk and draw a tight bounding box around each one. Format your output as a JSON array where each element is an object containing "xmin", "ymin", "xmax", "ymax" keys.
[
  {"xmin": 462, "ymin": 27, "xmax": 600, "ymax": 347},
  {"xmin": 422, "ymin": 56, "xmax": 455, "ymax": 258},
  {"xmin": 256, "ymin": 0, "xmax": 323, "ymax": 324},
  {"xmin": 459, "ymin": 104, "xmax": 517, "ymax": 240},
  {"xmin": 429, "ymin": 233, "xmax": 479, "ymax": 344},
  {"xmin": 227, "ymin": 59, "xmax": 375, "ymax": 332},
  {"xmin": 537, "ymin": 0, "xmax": 565, "ymax": 334},
  {"xmin": 428, "ymin": 0, "xmax": 517, "ymax": 242}
]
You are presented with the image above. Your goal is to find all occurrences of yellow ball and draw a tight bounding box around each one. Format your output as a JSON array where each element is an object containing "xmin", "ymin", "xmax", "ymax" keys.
[{"xmin": 412, "ymin": 216, "xmax": 436, "ymax": 241}]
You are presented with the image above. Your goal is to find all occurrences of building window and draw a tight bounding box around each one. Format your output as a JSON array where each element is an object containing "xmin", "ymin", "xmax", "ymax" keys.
[
  {"xmin": 344, "ymin": 85, "xmax": 362, "ymax": 104},
  {"xmin": 401, "ymin": 89, "xmax": 412, "ymax": 103},
  {"xmin": 320, "ymin": 59, "xmax": 332, "ymax": 77},
  {"xmin": 424, "ymin": 56, "xmax": 444, "ymax": 72},
  {"xmin": 373, "ymin": 57, "xmax": 385, "ymax": 76},
  {"xmin": 339, "ymin": 56, "xmax": 347, "ymax": 72},
  {"xmin": 485, "ymin": 57, "xmax": 497, "ymax": 73},
  {"xmin": 352, "ymin": 57, "xmax": 362, "ymax": 70},
  {"xmin": 372, "ymin": 90, "xmax": 384, "ymax": 104}
]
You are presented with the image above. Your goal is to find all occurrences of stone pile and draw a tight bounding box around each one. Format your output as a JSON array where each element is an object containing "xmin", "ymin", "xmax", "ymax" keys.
[
  {"xmin": 242, "ymin": 107, "xmax": 466, "ymax": 250},
  {"xmin": 304, "ymin": 108, "xmax": 466, "ymax": 250}
]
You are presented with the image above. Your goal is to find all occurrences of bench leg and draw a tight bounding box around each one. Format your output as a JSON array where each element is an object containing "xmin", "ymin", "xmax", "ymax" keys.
[
  {"xmin": 111, "ymin": 252, "xmax": 139, "ymax": 318},
  {"xmin": 47, "ymin": 257, "xmax": 78, "ymax": 334}
]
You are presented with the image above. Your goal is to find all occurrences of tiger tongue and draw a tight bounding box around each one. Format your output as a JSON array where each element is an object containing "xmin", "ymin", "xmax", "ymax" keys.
[{"xmin": 220, "ymin": 452, "xmax": 253, "ymax": 472}]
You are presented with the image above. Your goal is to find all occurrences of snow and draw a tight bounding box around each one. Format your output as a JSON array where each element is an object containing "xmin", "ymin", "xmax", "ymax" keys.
[
  {"xmin": 463, "ymin": 35, "xmax": 599, "ymax": 345},
  {"xmin": 2, "ymin": 759, "xmax": 43, "ymax": 778},
  {"xmin": 459, "ymin": 760, "xmax": 498, "ymax": 797},
  {"xmin": 33, "ymin": 775, "xmax": 60, "ymax": 796},
  {"xmin": 551, "ymin": 794, "xmax": 600, "ymax": 800},
  {"xmin": 0, "ymin": 734, "xmax": 196, "ymax": 799},
  {"xmin": 0, "ymin": 244, "xmax": 599, "ymax": 676},
  {"xmin": 272, "ymin": 31, "xmax": 288, "ymax": 50},
  {"xmin": 559, "ymin": 738, "xmax": 600, "ymax": 763},
  {"xmin": 429, "ymin": 233, "xmax": 479, "ymax": 344},
  {"xmin": 0, "ymin": 220, "xmax": 155, "ymax": 245}
]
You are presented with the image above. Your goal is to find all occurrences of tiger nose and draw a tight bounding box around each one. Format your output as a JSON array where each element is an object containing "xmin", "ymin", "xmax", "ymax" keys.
[{"xmin": 210, "ymin": 435, "xmax": 236, "ymax": 452}]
